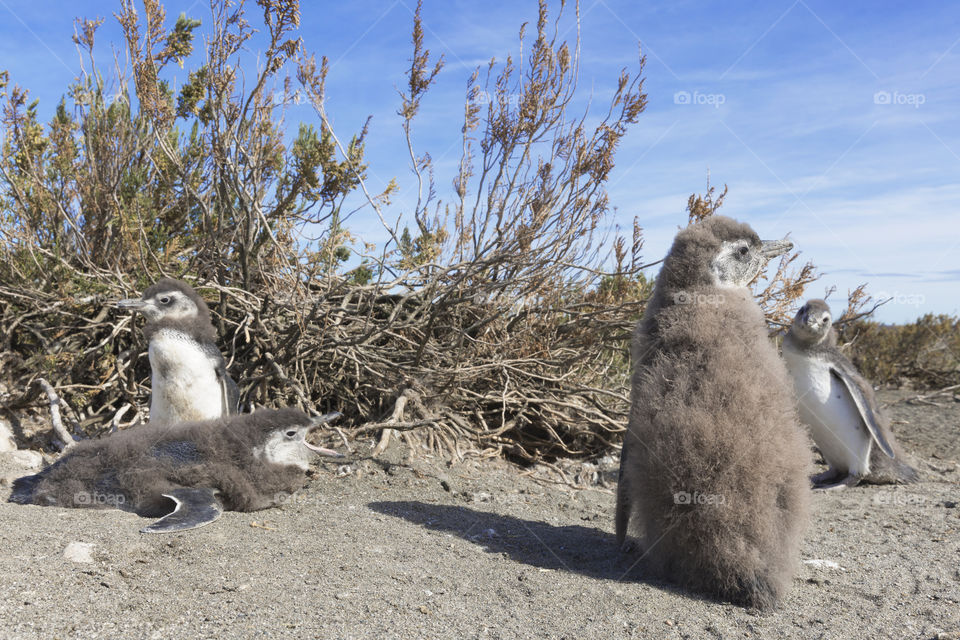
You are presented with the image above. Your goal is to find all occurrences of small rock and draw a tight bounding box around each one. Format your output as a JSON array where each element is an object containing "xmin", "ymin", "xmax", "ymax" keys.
[
  {"xmin": 437, "ymin": 473, "xmax": 452, "ymax": 492},
  {"xmin": 471, "ymin": 491, "xmax": 493, "ymax": 503},
  {"xmin": 5, "ymin": 450, "xmax": 44, "ymax": 470},
  {"xmin": 942, "ymin": 501, "xmax": 957, "ymax": 509},
  {"xmin": 0, "ymin": 419, "xmax": 16, "ymax": 453},
  {"xmin": 64, "ymin": 542, "xmax": 96, "ymax": 564},
  {"xmin": 804, "ymin": 559, "xmax": 843, "ymax": 571}
]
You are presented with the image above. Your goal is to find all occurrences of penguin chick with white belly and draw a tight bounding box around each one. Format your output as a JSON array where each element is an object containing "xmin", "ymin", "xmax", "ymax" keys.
[
  {"xmin": 118, "ymin": 279, "xmax": 240, "ymax": 424},
  {"xmin": 616, "ymin": 215, "xmax": 811, "ymax": 610},
  {"xmin": 782, "ymin": 299, "xmax": 918, "ymax": 488}
]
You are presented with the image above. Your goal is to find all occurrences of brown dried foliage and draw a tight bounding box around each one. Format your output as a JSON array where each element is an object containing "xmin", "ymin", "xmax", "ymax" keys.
[{"xmin": 1, "ymin": 1, "xmax": 827, "ymax": 461}]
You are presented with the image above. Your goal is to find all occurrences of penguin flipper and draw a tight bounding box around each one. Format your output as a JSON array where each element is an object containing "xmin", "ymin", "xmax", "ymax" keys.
[
  {"xmin": 140, "ymin": 487, "xmax": 223, "ymax": 534},
  {"xmin": 219, "ymin": 372, "xmax": 240, "ymax": 415},
  {"xmin": 828, "ymin": 366, "xmax": 895, "ymax": 458},
  {"xmin": 9, "ymin": 472, "xmax": 45, "ymax": 504},
  {"xmin": 203, "ymin": 341, "xmax": 240, "ymax": 415}
]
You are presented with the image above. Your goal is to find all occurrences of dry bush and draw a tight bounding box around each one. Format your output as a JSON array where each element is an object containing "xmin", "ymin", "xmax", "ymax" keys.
[
  {"xmin": 837, "ymin": 314, "xmax": 960, "ymax": 389},
  {"xmin": 1, "ymin": 0, "xmax": 818, "ymax": 461}
]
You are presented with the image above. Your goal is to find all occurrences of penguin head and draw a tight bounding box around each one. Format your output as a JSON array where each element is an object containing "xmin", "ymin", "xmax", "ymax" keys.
[
  {"xmin": 118, "ymin": 278, "xmax": 209, "ymax": 323},
  {"xmin": 252, "ymin": 411, "xmax": 344, "ymax": 471},
  {"xmin": 790, "ymin": 299, "xmax": 832, "ymax": 344},
  {"xmin": 661, "ymin": 216, "xmax": 793, "ymax": 292},
  {"xmin": 117, "ymin": 278, "xmax": 218, "ymax": 342}
]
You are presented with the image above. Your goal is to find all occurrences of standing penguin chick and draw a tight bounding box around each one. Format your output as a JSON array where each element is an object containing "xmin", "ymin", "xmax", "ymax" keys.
[
  {"xmin": 118, "ymin": 278, "xmax": 240, "ymax": 423},
  {"xmin": 616, "ymin": 215, "xmax": 810, "ymax": 610},
  {"xmin": 8, "ymin": 409, "xmax": 343, "ymax": 533},
  {"xmin": 783, "ymin": 299, "xmax": 917, "ymax": 487}
]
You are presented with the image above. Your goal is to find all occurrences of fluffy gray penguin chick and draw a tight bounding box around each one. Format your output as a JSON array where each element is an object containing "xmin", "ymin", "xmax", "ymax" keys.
[
  {"xmin": 8, "ymin": 409, "xmax": 343, "ymax": 533},
  {"xmin": 118, "ymin": 278, "xmax": 240, "ymax": 423},
  {"xmin": 616, "ymin": 215, "xmax": 811, "ymax": 610},
  {"xmin": 783, "ymin": 299, "xmax": 918, "ymax": 488}
]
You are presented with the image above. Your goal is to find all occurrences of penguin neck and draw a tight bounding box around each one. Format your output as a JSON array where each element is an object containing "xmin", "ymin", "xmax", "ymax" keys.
[
  {"xmin": 643, "ymin": 279, "xmax": 753, "ymax": 339},
  {"xmin": 783, "ymin": 327, "xmax": 837, "ymax": 356},
  {"xmin": 143, "ymin": 317, "xmax": 217, "ymax": 345}
]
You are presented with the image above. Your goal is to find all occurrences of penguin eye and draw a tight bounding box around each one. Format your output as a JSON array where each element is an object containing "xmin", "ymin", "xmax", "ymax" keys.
[
  {"xmin": 159, "ymin": 296, "xmax": 171, "ymax": 305},
  {"xmin": 284, "ymin": 430, "xmax": 297, "ymax": 438},
  {"xmin": 822, "ymin": 315, "xmax": 829, "ymax": 323},
  {"xmin": 736, "ymin": 245, "xmax": 749, "ymax": 259}
]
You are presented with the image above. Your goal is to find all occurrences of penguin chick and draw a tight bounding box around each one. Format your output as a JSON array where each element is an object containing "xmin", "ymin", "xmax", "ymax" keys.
[
  {"xmin": 8, "ymin": 409, "xmax": 343, "ymax": 533},
  {"xmin": 118, "ymin": 278, "xmax": 240, "ymax": 423},
  {"xmin": 782, "ymin": 299, "xmax": 918, "ymax": 488},
  {"xmin": 616, "ymin": 215, "xmax": 810, "ymax": 610}
]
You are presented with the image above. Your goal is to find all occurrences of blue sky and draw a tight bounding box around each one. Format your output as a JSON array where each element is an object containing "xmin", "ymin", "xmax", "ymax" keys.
[{"xmin": 1, "ymin": 0, "xmax": 957, "ymax": 323}]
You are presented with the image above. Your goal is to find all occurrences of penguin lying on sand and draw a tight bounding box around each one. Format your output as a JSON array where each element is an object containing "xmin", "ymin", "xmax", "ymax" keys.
[
  {"xmin": 783, "ymin": 299, "xmax": 918, "ymax": 488},
  {"xmin": 8, "ymin": 409, "xmax": 342, "ymax": 533},
  {"xmin": 616, "ymin": 215, "xmax": 811, "ymax": 610},
  {"xmin": 118, "ymin": 278, "xmax": 240, "ymax": 423}
]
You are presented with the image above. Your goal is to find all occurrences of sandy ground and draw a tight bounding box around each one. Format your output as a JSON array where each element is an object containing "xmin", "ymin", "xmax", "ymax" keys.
[{"xmin": 0, "ymin": 390, "xmax": 958, "ymax": 640}]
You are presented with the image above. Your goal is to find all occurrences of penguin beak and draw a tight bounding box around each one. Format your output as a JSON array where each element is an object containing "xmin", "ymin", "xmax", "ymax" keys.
[
  {"xmin": 117, "ymin": 298, "xmax": 147, "ymax": 310},
  {"xmin": 304, "ymin": 412, "xmax": 344, "ymax": 458},
  {"xmin": 310, "ymin": 412, "xmax": 343, "ymax": 427},
  {"xmin": 303, "ymin": 441, "xmax": 344, "ymax": 457},
  {"xmin": 759, "ymin": 238, "xmax": 793, "ymax": 259}
]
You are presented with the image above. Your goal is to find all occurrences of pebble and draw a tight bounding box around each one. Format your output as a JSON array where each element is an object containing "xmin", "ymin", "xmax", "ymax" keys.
[
  {"xmin": 5, "ymin": 450, "xmax": 44, "ymax": 470},
  {"xmin": 0, "ymin": 419, "xmax": 16, "ymax": 452},
  {"xmin": 63, "ymin": 542, "xmax": 95, "ymax": 564}
]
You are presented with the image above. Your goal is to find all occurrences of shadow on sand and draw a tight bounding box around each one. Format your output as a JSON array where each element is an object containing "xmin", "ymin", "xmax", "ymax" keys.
[{"xmin": 368, "ymin": 500, "xmax": 654, "ymax": 583}]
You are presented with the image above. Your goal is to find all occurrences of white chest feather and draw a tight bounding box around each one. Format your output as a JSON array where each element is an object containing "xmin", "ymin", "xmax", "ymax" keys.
[
  {"xmin": 782, "ymin": 345, "xmax": 872, "ymax": 475},
  {"xmin": 148, "ymin": 330, "xmax": 223, "ymax": 424}
]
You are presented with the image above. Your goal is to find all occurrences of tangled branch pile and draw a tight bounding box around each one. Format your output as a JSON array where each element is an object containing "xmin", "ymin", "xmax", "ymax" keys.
[{"xmin": 0, "ymin": 0, "xmax": 818, "ymax": 461}]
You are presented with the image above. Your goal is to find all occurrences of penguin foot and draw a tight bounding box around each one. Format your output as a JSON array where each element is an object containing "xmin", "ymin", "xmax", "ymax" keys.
[
  {"xmin": 619, "ymin": 539, "xmax": 640, "ymax": 554},
  {"xmin": 811, "ymin": 470, "xmax": 860, "ymax": 490}
]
